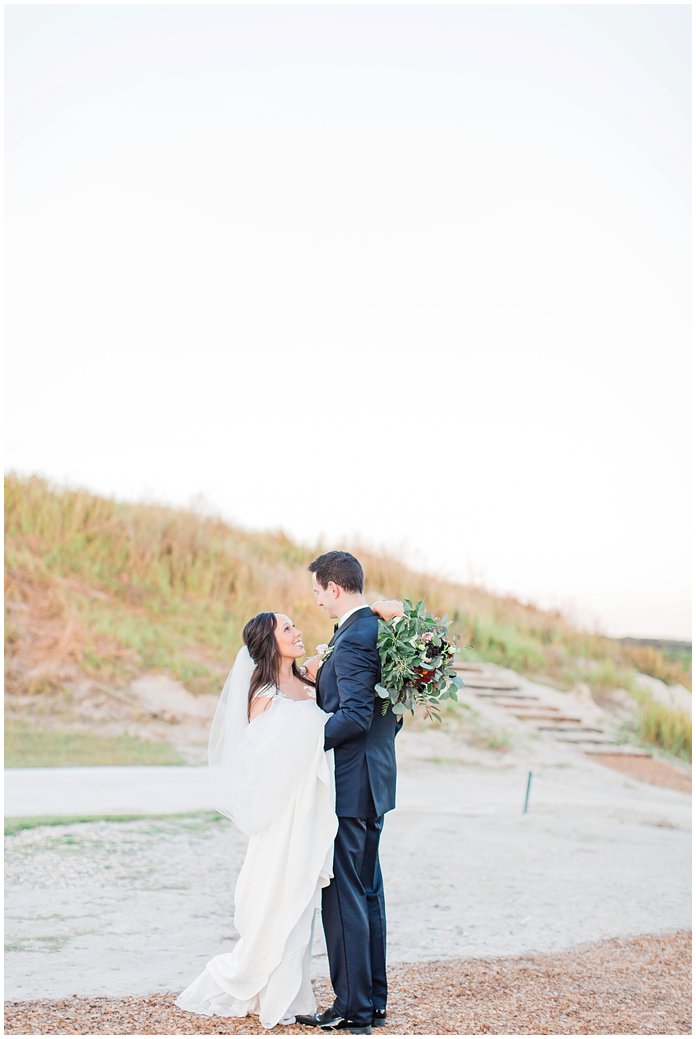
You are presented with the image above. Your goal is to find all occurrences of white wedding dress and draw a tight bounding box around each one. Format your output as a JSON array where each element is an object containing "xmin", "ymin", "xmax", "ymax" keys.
[{"xmin": 176, "ymin": 688, "xmax": 337, "ymax": 1029}]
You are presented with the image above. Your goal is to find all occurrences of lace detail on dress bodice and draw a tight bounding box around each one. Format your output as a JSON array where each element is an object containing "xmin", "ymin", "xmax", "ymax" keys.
[
  {"xmin": 253, "ymin": 686, "xmax": 315, "ymax": 704},
  {"xmin": 252, "ymin": 688, "xmax": 276, "ymax": 701}
]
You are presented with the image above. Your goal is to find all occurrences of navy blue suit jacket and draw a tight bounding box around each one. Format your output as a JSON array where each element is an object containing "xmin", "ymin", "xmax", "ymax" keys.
[{"xmin": 316, "ymin": 606, "xmax": 400, "ymax": 818}]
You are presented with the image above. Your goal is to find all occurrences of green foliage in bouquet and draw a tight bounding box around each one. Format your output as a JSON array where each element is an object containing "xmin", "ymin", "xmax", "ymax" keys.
[{"xmin": 375, "ymin": 600, "xmax": 464, "ymax": 721}]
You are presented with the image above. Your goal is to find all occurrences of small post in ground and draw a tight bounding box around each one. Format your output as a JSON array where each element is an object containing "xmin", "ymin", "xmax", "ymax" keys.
[{"xmin": 523, "ymin": 770, "xmax": 533, "ymax": 813}]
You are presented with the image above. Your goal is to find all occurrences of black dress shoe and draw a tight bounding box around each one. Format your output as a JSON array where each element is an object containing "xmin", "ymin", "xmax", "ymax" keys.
[
  {"xmin": 372, "ymin": 1008, "xmax": 387, "ymax": 1027},
  {"xmin": 295, "ymin": 1009, "xmax": 372, "ymax": 1033},
  {"xmin": 295, "ymin": 1008, "xmax": 343, "ymax": 1028}
]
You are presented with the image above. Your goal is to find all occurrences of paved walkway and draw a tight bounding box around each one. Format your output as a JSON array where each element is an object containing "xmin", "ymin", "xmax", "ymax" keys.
[
  {"xmin": 5, "ymin": 757, "xmax": 691, "ymax": 820},
  {"xmin": 5, "ymin": 765, "xmax": 216, "ymax": 818}
]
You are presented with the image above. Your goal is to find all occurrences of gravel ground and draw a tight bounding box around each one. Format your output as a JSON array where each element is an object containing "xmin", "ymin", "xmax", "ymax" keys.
[
  {"xmin": 586, "ymin": 753, "xmax": 691, "ymax": 793},
  {"xmin": 4, "ymin": 931, "xmax": 691, "ymax": 1035}
]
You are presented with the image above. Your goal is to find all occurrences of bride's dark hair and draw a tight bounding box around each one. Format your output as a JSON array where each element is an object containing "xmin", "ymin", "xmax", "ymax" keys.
[{"xmin": 242, "ymin": 612, "xmax": 312, "ymax": 720}]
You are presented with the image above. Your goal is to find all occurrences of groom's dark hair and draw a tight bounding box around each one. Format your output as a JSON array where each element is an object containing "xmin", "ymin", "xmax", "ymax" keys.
[{"xmin": 308, "ymin": 551, "xmax": 364, "ymax": 594}]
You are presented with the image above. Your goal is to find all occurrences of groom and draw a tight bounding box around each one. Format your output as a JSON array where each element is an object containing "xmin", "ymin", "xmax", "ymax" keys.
[{"xmin": 297, "ymin": 551, "xmax": 401, "ymax": 1036}]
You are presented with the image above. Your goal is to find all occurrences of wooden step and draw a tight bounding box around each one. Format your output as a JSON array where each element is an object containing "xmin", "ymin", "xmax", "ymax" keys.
[
  {"xmin": 474, "ymin": 692, "xmax": 539, "ymax": 701},
  {"xmin": 509, "ymin": 706, "xmax": 565, "ymax": 714},
  {"xmin": 514, "ymin": 713, "xmax": 582, "ymax": 723},
  {"xmin": 556, "ymin": 736, "xmax": 620, "ymax": 746},
  {"xmin": 585, "ymin": 748, "xmax": 653, "ymax": 759},
  {"xmin": 494, "ymin": 700, "xmax": 544, "ymax": 709},
  {"xmin": 459, "ymin": 680, "xmax": 521, "ymax": 691},
  {"xmin": 536, "ymin": 725, "xmax": 604, "ymax": 733}
]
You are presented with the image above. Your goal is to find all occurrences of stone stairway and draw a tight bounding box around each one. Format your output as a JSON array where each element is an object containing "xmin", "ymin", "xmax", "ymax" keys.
[{"xmin": 452, "ymin": 661, "xmax": 652, "ymax": 758}]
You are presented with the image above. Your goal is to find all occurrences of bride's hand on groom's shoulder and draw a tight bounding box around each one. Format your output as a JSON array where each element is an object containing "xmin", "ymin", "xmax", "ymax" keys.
[
  {"xmin": 371, "ymin": 599, "xmax": 404, "ymax": 622},
  {"xmin": 302, "ymin": 655, "xmax": 322, "ymax": 681}
]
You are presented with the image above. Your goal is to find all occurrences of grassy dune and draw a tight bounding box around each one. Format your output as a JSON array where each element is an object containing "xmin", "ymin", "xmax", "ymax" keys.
[{"xmin": 4, "ymin": 473, "xmax": 691, "ymax": 762}]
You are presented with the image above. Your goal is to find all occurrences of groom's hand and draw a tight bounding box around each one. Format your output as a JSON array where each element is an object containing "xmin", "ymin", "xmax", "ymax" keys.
[{"xmin": 371, "ymin": 599, "xmax": 404, "ymax": 622}]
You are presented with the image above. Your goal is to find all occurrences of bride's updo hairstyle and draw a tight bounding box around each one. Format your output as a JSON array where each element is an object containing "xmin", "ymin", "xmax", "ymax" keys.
[{"xmin": 242, "ymin": 612, "xmax": 311, "ymax": 720}]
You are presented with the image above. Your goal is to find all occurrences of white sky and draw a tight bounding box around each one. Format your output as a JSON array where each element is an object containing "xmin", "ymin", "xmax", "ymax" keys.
[{"xmin": 4, "ymin": 4, "xmax": 692, "ymax": 640}]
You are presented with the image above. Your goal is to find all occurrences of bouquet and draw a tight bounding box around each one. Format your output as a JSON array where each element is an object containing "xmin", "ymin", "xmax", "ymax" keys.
[{"xmin": 375, "ymin": 600, "xmax": 464, "ymax": 721}]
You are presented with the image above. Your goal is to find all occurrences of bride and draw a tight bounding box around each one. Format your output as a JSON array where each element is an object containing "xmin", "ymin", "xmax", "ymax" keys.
[{"xmin": 175, "ymin": 602, "xmax": 397, "ymax": 1029}]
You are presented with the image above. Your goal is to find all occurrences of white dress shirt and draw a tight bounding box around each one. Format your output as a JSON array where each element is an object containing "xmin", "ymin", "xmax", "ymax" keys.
[{"xmin": 337, "ymin": 603, "xmax": 370, "ymax": 630}]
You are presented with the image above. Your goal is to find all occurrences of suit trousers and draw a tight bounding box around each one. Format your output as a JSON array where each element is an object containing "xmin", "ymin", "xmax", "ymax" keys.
[{"xmin": 322, "ymin": 814, "xmax": 387, "ymax": 1024}]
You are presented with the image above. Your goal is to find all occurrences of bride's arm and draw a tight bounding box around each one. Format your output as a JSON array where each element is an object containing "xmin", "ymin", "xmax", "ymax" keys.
[
  {"xmin": 300, "ymin": 656, "xmax": 322, "ymax": 683},
  {"xmin": 249, "ymin": 694, "xmax": 274, "ymax": 721},
  {"xmin": 371, "ymin": 599, "xmax": 404, "ymax": 622}
]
